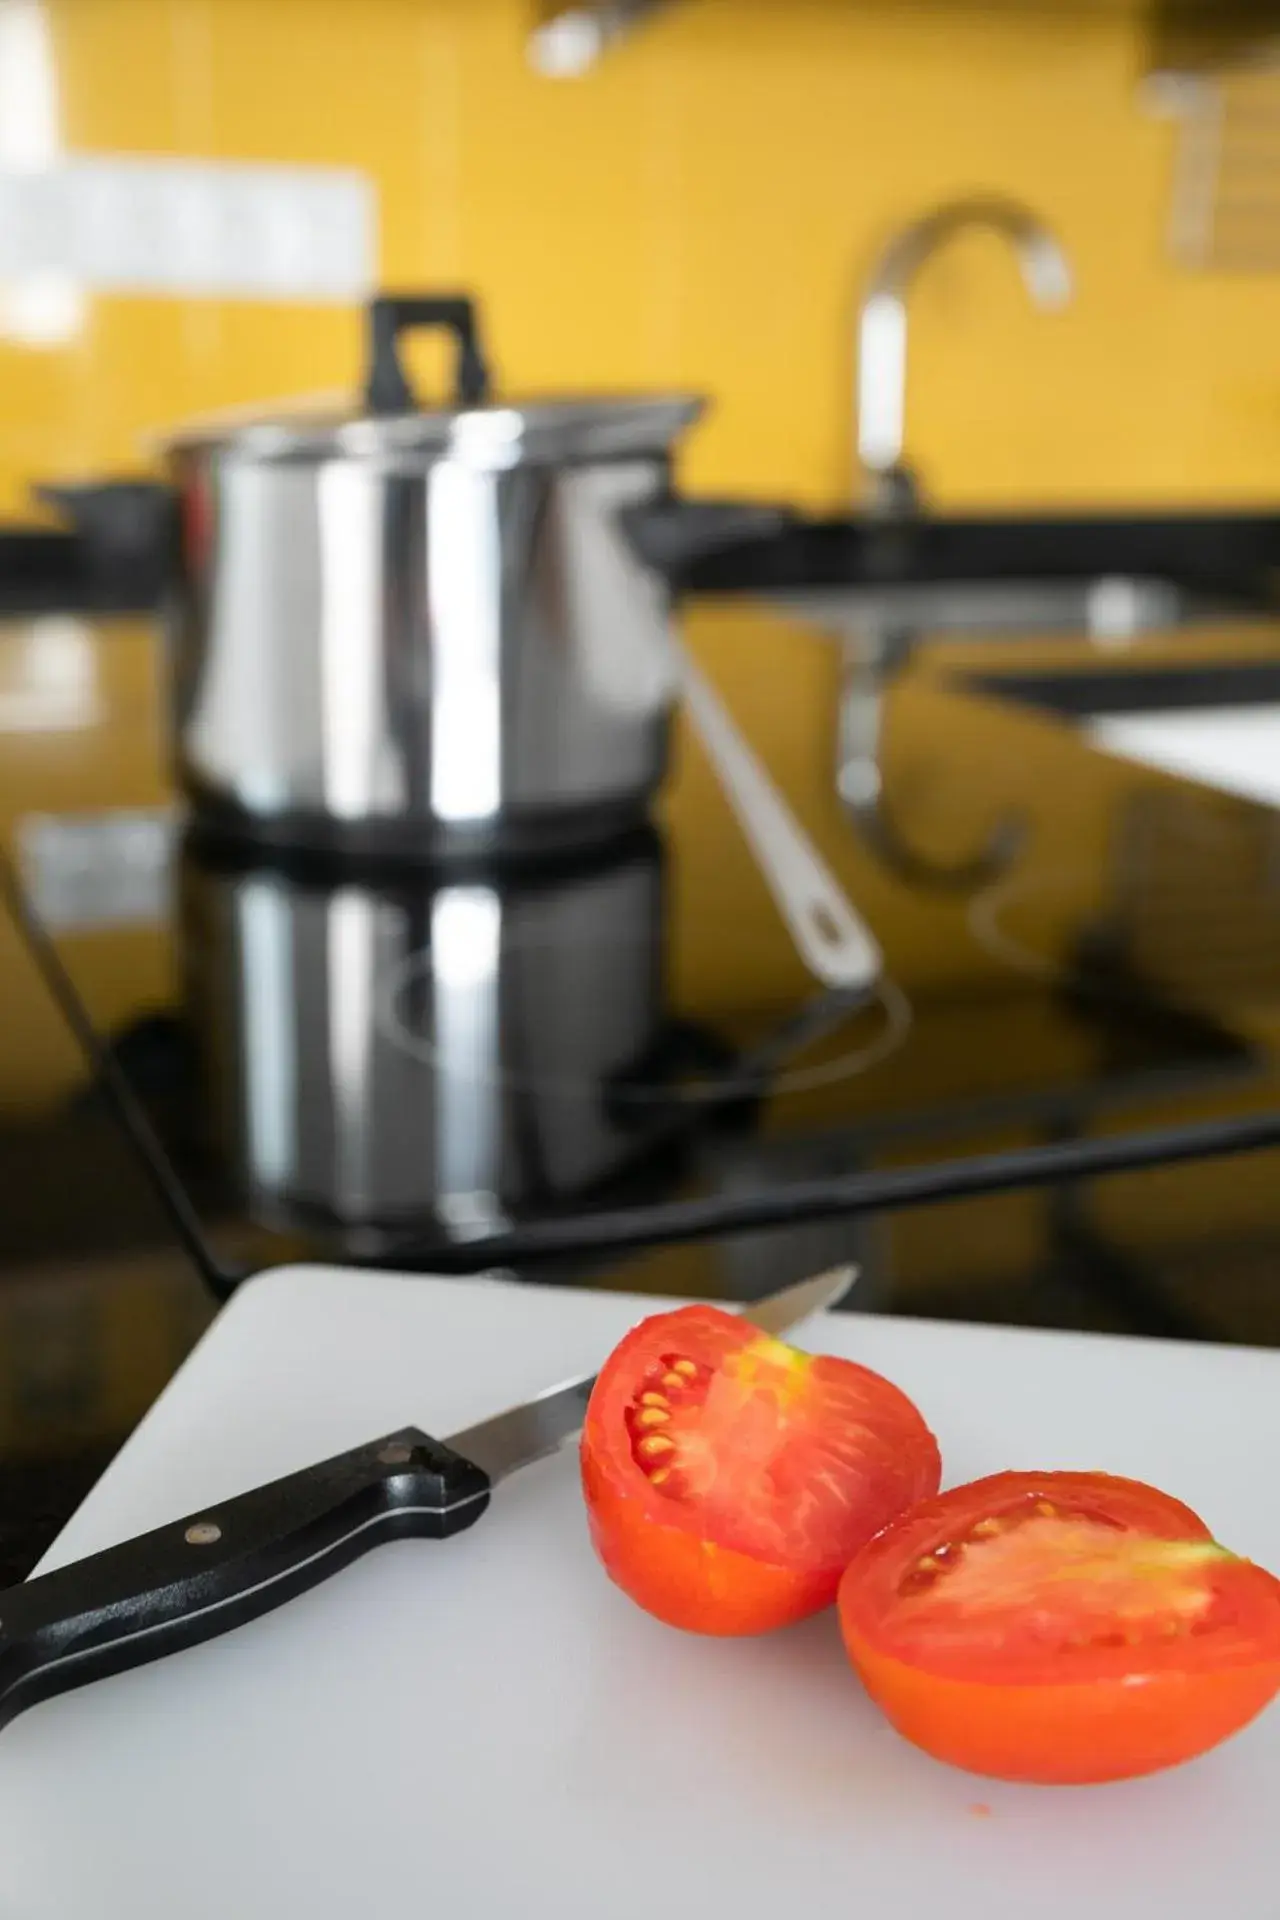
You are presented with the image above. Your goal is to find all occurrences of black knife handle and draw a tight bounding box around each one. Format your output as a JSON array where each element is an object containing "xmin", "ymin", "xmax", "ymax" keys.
[{"xmin": 0, "ymin": 1428, "xmax": 490, "ymax": 1731}]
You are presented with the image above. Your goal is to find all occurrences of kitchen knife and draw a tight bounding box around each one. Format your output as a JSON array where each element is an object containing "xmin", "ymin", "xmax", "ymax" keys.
[{"xmin": 0, "ymin": 1266, "xmax": 856, "ymax": 1732}]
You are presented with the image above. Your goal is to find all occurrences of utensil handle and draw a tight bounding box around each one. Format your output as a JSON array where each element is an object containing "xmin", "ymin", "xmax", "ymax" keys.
[
  {"xmin": 0, "ymin": 1428, "xmax": 490, "ymax": 1732},
  {"xmin": 364, "ymin": 294, "xmax": 492, "ymax": 413},
  {"xmin": 674, "ymin": 642, "xmax": 883, "ymax": 993}
]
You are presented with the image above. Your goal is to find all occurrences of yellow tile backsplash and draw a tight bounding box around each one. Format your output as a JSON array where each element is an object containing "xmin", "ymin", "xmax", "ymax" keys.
[{"xmin": 1, "ymin": 0, "xmax": 1278, "ymax": 516}]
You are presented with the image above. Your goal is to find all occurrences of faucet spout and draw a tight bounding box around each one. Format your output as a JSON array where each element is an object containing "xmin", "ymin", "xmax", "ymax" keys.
[{"xmin": 855, "ymin": 195, "xmax": 1073, "ymax": 503}]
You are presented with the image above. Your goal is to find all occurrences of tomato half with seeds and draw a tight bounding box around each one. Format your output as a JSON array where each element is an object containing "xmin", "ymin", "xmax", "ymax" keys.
[
  {"xmin": 838, "ymin": 1470, "xmax": 1280, "ymax": 1784},
  {"xmin": 580, "ymin": 1304, "xmax": 941, "ymax": 1635}
]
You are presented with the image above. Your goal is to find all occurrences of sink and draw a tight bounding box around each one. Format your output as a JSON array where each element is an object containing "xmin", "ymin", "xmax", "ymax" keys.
[
  {"xmin": 682, "ymin": 511, "xmax": 1280, "ymax": 882},
  {"xmin": 766, "ymin": 576, "xmax": 1189, "ymax": 639},
  {"xmin": 682, "ymin": 510, "xmax": 1280, "ymax": 631},
  {"xmin": 969, "ymin": 660, "xmax": 1280, "ymax": 809}
]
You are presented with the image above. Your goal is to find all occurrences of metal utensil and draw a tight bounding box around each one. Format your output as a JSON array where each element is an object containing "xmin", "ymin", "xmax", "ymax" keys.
[
  {"xmin": 673, "ymin": 640, "xmax": 882, "ymax": 992},
  {"xmin": 0, "ymin": 1264, "xmax": 856, "ymax": 1732}
]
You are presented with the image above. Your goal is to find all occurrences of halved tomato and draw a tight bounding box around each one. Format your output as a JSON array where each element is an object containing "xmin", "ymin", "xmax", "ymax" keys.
[
  {"xmin": 838, "ymin": 1470, "xmax": 1280, "ymax": 1784},
  {"xmin": 580, "ymin": 1304, "xmax": 941, "ymax": 1635}
]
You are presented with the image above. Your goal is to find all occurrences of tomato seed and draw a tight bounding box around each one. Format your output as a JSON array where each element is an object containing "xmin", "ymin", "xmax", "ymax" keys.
[
  {"xmin": 626, "ymin": 1351, "xmax": 714, "ymax": 1495},
  {"xmin": 895, "ymin": 1539, "xmax": 972, "ymax": 1596},
  {"xmin": 659, "ymin": 1353, "xmax": 710, "ymax": 1383},
  {"xmin": 645, "ymin": 1464, "xmax": 689, "ymax": 1499}
]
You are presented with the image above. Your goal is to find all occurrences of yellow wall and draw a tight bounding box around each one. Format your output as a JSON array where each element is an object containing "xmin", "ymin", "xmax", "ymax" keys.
[{"xmin": 3, "ymin": 0, "xmax": 1279, "ymax": 518}]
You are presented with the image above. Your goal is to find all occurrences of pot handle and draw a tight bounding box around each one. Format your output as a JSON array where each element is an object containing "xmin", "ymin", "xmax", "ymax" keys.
[
  {"xmin": 618, "ymin": 496, "xmax": 793, "ymax": 578},
  {"xmin": 364, "ymin": 294, "xmax": 493, "ymax": 414}
]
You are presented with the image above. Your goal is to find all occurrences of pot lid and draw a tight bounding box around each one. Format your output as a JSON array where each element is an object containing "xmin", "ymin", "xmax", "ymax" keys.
[
  {"xmin": 162, "ymin": 295, "xmax": 706, "ymax": 466},
  {"xmin": 160, "ymin": 393, "xmax": 706, "ymax": 467}
]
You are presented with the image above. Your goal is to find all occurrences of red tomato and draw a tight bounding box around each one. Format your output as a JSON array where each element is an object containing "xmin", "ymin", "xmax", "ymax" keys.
[
  {"xmin": 580, "ymin": 1303, "xmax": 941, "ymax": 1635},
  {"xmin": 839, "ymin": 1470, "xmax": 1280, "ymax": 1784}
]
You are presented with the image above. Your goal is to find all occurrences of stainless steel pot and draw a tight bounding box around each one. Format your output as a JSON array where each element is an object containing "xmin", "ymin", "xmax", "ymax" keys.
[
  {"xmin": 163, "ymin": 294, "xmax": 780, "ymax": 862},
  {"xmin": 178, "ymin": 828, "xmax": 694, "ymax": 1244}
]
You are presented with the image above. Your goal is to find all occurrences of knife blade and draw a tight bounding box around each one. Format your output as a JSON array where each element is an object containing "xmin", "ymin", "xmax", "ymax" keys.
[
  {"xmin": 449, "ymin": 1262, "xmax": 857, "ymax": 1483},
  {"xmin": 0, "ymin": 1265, "xmax": 856, "ymax": 1732}
]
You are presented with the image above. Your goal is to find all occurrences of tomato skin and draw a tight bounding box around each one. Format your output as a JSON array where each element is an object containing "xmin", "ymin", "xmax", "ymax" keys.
[
  {"xmin": 581, "ymin": 1303, "xmax": 941, "ymax": 1636},
  {"xmin": 842, "ymin": 1633, "xmax": 1280, "ymax": 1785},
  {"xmin": 838, "ymin": 1470, "xmax": 1280, "ymax": 1785}
]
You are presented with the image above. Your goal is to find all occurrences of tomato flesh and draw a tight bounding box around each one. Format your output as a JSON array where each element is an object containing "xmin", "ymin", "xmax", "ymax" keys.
[
  {"xmin": 581, "ymin": 1303, "xmax": 940, "ymax": 1635},
  {"xmin": 839, "ymin": 1471, "xmax": 1280, "ymax": 1783}
]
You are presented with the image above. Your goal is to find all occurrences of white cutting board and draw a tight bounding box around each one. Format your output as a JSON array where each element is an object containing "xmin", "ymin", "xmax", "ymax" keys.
[{"xmin": 3, "ymin": 1266, "xmax": 1280, "ymax": 1920}]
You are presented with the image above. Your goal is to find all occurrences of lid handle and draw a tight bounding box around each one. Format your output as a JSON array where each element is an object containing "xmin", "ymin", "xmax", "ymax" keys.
[{"xmin": 364, "ymin": 294, "xmax": 492, "ymax": 414}]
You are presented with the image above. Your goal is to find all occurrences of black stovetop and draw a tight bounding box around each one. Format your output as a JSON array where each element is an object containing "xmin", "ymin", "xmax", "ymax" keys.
[
  {"xmin": 10, "ymin": 726, "xmax": 1275, "ymax": 1297},
  {"xmin": 5, "ymin": 611, "xmax": 1280, "ymax": 1581}
]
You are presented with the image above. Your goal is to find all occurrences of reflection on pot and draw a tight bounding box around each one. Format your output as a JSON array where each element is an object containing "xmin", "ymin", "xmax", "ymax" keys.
[{"xmin": 178, "ymin": 827, "xmax": 727, "ymax": 1246}]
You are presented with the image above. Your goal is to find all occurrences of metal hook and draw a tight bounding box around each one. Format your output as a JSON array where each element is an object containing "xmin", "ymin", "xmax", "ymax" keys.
[
  {"xmin": 836, "ymin": 636, "xmax": 1025, "ymax": 893},
  {"xmin": 844, "ymin": 782, "xmax": 1026, "ymax": 892}
]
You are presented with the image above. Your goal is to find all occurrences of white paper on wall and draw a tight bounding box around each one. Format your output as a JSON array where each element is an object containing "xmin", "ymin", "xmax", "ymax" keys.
[{"xmin": 0, "ymin": 156, "xmax": 375, "ymax": 300}]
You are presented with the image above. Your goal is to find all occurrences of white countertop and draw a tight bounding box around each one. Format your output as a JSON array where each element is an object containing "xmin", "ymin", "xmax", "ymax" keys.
[{"xmin": 1089, "ymin": 705, "xmax": 1280, "ymax": 807}]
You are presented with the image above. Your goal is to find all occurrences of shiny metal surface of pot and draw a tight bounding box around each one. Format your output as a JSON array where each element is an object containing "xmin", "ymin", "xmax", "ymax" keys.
[
  {"xmin": 164, "ymin": 295, "xmax": 705, "ymax": 861},
  {"xmin": 179, "ymin": 831, "xmax": 675, "ymax": 1239}
]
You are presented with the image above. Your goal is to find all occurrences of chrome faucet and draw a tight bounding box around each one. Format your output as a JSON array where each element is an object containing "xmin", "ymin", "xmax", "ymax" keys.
[{"xmin": 855, "ymin": 195, "xmax": 1073, "ymax": 510}]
